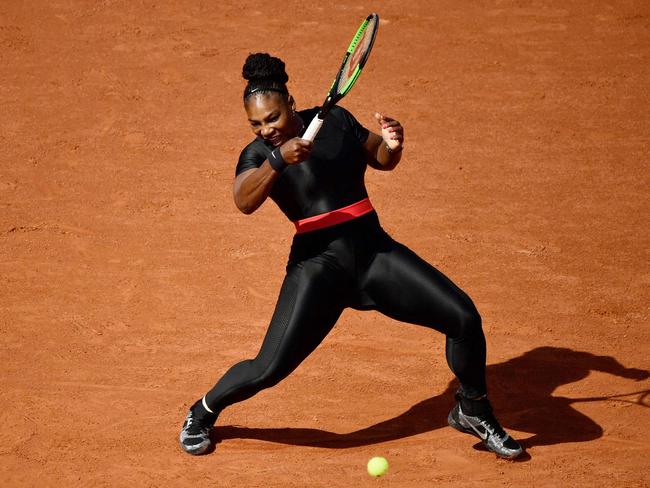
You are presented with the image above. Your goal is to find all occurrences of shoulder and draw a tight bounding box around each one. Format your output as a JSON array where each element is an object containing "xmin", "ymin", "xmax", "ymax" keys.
[
  {"xmin": 297, "ymin": 105, "xmax": 358, "ymax": 127},
  {"xmin": 329, "ymin": 105, "xmax": 355, "ymax": 121},
  {"xmin": 329, "ymin": 105, "xmax": 365, "ymax": 129},
  {"xmin": 241, "ymin": 136, "xmax": 268, "ymax": 154},
  {"xmin": 299, "ymin": 106, "xmax": 320, "ymax": 120},
  {"xmin": 236, "ymin": 137, "xmax": 269, "ymax": 176},
  {"xmin": 329, "ymin": 105, "xmax": 369, "ymax": 143},
  {"xmin": 297, "ymin": 106, "xmax": 362, "ymax": 138}
]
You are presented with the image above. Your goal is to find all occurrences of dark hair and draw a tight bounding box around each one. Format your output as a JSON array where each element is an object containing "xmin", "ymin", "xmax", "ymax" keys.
[{"xmin": 243, "ymin": 53, "xmax": 289, "ymax": 101}]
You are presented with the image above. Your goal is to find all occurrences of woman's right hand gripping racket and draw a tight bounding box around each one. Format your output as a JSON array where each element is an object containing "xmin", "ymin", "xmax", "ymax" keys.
[{"xmin": 302, "ymin": 13, "xmax": 380, "ymax": 142}]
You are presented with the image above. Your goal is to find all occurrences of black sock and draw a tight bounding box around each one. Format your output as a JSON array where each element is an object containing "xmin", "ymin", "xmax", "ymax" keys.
[{"xmin": 457, "ymin": 393, "xmax": 492, "ymax": 416}]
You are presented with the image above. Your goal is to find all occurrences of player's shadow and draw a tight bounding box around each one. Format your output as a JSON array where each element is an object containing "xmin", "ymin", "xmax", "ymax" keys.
[{"xmin": 217, "ymin": 346, "xmax": 648, "ymax": 454}]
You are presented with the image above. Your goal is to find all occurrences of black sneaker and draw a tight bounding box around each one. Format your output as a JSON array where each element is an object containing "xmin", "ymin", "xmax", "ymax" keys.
[
  {"xmin": 448, "ymin": 402, "xmax": 523, "ymax": 459},
  {"xmin": 179, "ymin": 402, "xmax": 216, "ymax": 455}
]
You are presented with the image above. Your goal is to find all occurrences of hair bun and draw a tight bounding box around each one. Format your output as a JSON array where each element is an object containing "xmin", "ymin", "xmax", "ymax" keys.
[{"xmin": 242, "ymin": 53, "xmax": 289, "ymax": 84}]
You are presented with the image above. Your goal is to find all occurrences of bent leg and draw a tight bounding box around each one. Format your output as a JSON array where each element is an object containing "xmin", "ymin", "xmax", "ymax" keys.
[
  {"xmin": 360, "ymin": 240, "xmax": 487, "ymax": 398},
  {"xmin": 204, "ymin": 259, "xmax": 347, "ymax": 415}
]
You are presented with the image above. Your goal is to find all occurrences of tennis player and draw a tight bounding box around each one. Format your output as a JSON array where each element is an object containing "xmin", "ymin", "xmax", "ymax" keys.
[{"xmin": 179, "ymin": 53, "xmax": 523, "ymax": 459}]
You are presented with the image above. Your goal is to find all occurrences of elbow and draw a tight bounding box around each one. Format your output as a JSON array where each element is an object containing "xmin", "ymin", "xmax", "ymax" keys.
[
  {"xmin": 375, "ymin": 160, "xmax": 400, "ymax": 172},
  {"xmin": 384, "ymin": 153, "xmax": 403, "ymax": 171},
  {"xmin": 382, "ymin": 160, "xmax": 400, "ymax": 171},
  {"xmin": 235, "ymin": 201, "xmax": 254, "ymax": 214},
  {"xmin": 234, "ymin": 196, "xmax": 257, "ymax": 215},
  {"xmin": 368, "ymin": 155, "xmax": 401, "ymax": 172}
]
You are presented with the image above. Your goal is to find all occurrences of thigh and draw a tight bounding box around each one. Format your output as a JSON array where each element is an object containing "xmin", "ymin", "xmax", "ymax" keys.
[
  {"xmin": 254, "ymin": 257, "xmax": 348, "ymax": 379},
  {"xmin": 359, "ymin": 240, "xmax": 478, "ymax": 336}
]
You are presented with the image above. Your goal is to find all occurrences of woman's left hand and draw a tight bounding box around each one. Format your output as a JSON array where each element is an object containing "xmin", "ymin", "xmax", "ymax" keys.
[{"xmin": 374, "ymin": 112, "xmax": 404, "ymax": 152}]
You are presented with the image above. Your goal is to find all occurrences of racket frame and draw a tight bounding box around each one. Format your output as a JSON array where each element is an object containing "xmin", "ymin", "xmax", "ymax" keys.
[{"xmin": 302, "ymin": 13, "xmax": 379, "ymax": 142}]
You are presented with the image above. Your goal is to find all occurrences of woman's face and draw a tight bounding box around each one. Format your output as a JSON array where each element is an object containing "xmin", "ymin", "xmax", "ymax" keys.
[{"xmin": 245, "ymin": 93, "xmax": 296, "ymax": 147}]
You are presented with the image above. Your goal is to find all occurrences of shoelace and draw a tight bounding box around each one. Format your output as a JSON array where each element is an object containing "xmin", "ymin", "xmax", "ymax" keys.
[
  {"xmin": 478, "ymin": 413, "xmax": 507, "ymax": 440},
  {"xmin": 185, "ymin": 414, "xmax": 210, "ymax": 435}
]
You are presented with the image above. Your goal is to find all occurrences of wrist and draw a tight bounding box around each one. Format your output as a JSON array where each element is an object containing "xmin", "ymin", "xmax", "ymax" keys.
[
  {"xmin": 385, "ymin": 142, "xmax": 403, "ymax": 155},
  {"xmin": 268, "ymin": 147, "xmax": 288, "ymax": 173}
]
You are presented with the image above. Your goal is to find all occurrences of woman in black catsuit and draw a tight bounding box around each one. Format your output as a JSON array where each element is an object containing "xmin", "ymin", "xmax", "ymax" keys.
[{"xmin": 179, "ymin": 53, "xmax": 523, "ymax": 459}]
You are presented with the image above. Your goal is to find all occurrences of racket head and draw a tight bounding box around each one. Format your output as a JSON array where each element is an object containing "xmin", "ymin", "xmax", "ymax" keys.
[{"xmin": 322, "ymin": 13, "xmax": 379, "ymax": 112}]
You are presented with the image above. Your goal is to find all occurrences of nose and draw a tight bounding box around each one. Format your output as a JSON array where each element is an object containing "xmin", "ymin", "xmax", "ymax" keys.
[{"xmin": 260, "ymin": 125, "xmax": 274, "ymax": 138}]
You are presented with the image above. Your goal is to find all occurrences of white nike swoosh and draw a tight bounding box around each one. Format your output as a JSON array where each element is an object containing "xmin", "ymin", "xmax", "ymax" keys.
[{"xmin": 471, "ymin": 425, "xmax": 489, "ymax": 440}]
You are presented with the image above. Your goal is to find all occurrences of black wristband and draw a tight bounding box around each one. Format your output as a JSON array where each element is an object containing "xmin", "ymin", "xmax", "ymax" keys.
[{"xmin": 268, "ymin": 148, "xmax": 288, "ymax": 173}]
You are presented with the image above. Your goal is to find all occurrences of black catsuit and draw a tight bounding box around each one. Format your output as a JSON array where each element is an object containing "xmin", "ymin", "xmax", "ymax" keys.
[{"xmin": 204, "ymin": 106, "xmax": 487, "ymax": 414}]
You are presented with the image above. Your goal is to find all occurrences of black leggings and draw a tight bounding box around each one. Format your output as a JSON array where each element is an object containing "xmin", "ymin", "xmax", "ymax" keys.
[{"xmin": 204, "ymin": 212, "xmax": 487, "ymax": 414}]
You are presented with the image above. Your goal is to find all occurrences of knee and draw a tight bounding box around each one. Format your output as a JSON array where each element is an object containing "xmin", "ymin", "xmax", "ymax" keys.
[
  {"xmin": 248, "ymin": 357, "xmax": 287, "ymax": 391},
  {"xmin": 450, "ymin": 304, "xmax": 483, "ymax": 340}
]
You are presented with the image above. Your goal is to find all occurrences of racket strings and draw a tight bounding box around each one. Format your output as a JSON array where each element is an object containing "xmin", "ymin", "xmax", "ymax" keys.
[{"xmin": 338, "ymin": 15, "xmax": 378, "ymax": 95}]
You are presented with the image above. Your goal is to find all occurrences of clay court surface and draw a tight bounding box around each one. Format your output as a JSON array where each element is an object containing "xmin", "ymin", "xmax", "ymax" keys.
[{"xmin": 2, "ymin": 1, "xmax": 649, "ymax": 486}]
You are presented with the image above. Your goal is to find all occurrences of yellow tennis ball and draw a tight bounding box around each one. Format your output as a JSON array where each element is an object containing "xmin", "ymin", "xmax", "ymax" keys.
[{"xmin": 367, "ymin": 456, "xmax": 389, "ymax": 477}]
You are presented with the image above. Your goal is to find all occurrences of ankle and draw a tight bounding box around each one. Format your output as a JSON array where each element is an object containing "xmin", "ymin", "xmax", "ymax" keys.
[
  {"xmin": 191, "ymin": 399, "xmax": 218, "ymax": 425},
  {"xmin": 457, "ymin": 393, "xmax": 492, "ymax": 416}
]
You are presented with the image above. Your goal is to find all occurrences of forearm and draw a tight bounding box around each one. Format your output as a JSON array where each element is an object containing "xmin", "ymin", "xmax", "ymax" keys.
[
  {"xmin": 374, "ymin": 141, "xmax": 402, "ymax": 170},
  {"xmin": 233, "ymin": 162, "xmax": 280, "ymax": 214},
  {"xmin": 365, "ymin": 131, "xmax": 402, "ymax": 171}
]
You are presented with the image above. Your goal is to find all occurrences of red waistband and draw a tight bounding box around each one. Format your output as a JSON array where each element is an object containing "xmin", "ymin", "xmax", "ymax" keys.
[{"xmin": 293, "ymin": 198, "xmax": 374, "ymax": 234}]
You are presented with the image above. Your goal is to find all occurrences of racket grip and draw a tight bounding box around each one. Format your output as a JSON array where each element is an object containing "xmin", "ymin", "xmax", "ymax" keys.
[{"xmin": 302, "ymin": 115, "xmax": 324, "ymax": 142}]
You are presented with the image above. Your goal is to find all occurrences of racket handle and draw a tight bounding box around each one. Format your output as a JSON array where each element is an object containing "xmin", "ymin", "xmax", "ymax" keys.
[{"xmin": 302, "ymin": 115, "xmax": 324, "ymax": 142}]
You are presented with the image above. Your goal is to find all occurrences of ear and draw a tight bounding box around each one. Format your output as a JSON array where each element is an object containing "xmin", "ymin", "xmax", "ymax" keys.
[{"xmin": 287, "ymin": 94, "xmax": 296, "ymax": 111}]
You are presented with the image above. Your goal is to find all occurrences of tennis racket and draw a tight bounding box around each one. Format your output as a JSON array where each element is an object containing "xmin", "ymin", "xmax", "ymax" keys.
[{"xmin": 302, "ymin": 13, "xmax": 379, "ymax": 142}]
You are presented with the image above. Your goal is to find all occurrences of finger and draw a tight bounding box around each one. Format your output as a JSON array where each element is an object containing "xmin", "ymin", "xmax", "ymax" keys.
[
  {"xmin": 389, "ymin": 128, "xmax": 404, "ymax": 139},
  {"xmin": 295, "ymin": 139, "xmax": 313, "ymax": 149},
  {"xmin": 375, "ymin": 113, "xmax": 388, "ymax": 129},
  {"xmin": 375, "ymin": 112, "xmax": 394, "ymax": 129},
  {"xmin": 385, "ymin": 128, "xmax": 403, "ymax": 138}
]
